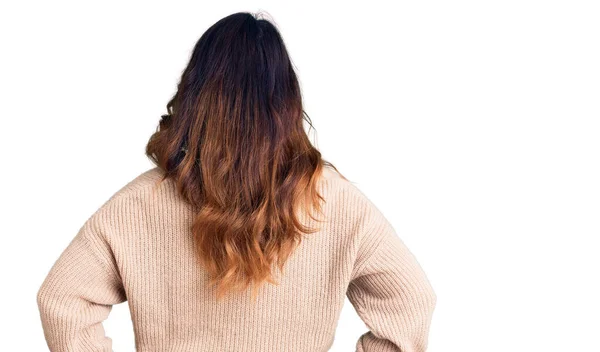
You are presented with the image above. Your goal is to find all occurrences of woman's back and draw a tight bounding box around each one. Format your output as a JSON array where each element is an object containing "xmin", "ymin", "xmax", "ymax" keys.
[
  {"xmin": 37, "ymin": 11, "xmax": 436, "ymax": 351},
  {"xmin": 37, "ymin": 166, "xmax": 435, "ymax": 351}
]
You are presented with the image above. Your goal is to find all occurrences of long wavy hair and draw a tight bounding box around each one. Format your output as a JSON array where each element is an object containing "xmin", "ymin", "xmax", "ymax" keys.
[{"xmin": 145, "ymin": 12, "xmax": 341, "ymax": 300}]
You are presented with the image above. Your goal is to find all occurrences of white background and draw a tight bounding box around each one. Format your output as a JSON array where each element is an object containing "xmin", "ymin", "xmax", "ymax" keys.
[{"xmin": 1, "ymin": 1, "xmax": 599, "ymax": 351}]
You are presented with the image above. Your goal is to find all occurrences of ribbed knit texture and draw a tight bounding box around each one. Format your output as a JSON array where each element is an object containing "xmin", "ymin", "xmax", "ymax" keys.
[{"xmin": 37, "ymin": 166, "xmax": 436, "ymax": 352}]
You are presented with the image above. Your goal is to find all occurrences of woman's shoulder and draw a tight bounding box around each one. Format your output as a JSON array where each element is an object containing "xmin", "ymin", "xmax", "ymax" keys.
[
  {"xmin": 111, "ymin": 166, "xmax": 168, "ymax": 200},
  {"xmin": 319, "ymin": 165, "xmax": 351, "ymax": 188},
  {"xmin": 318, "ymin": 166, "xmax": 374, "ymax": 209},
  {"xmin": 89, "ymin": 166, "xmax": 171, "ymax": 217},
  {"xmin": 320, "ymin": 165, "xmax": 343, "ymax": 181}
]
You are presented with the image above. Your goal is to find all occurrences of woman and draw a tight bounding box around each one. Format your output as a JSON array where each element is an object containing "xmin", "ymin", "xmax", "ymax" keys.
[{"xmin": 37, "ymin": 12, "xmax": 436, "ymax": 352}]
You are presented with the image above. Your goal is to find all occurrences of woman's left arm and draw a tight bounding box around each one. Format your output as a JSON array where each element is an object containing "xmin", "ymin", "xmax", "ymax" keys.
[{"xmin": 37, "ymin": 212, "xmax": 127, "ymax": 352}]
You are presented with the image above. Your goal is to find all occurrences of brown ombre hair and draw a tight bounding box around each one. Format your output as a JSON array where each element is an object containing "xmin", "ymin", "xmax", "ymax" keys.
[{"xmin": 146, "ymin": 12, "xmax": 341, "ymax": 300}]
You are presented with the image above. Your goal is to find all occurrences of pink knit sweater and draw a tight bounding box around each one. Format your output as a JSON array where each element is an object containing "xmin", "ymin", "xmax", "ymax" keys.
[{"xmin": 37, "ymin": 166, "xmax": 436, "ymax": 351}]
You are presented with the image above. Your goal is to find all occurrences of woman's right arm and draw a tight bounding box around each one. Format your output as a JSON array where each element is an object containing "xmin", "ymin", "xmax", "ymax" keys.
[{"xmin": 346, "ymin": 201, "xmax": 437, "ymax": 352}]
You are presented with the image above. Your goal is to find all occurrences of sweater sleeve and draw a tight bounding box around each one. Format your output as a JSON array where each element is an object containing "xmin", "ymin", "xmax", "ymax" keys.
[
  {"xmin": 37, "ymin": 208, "xmax": 127, "ymax": 352},
  {"xmin": 346, "ymin": 206, "xmax": 437, "ymax": 352}
]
